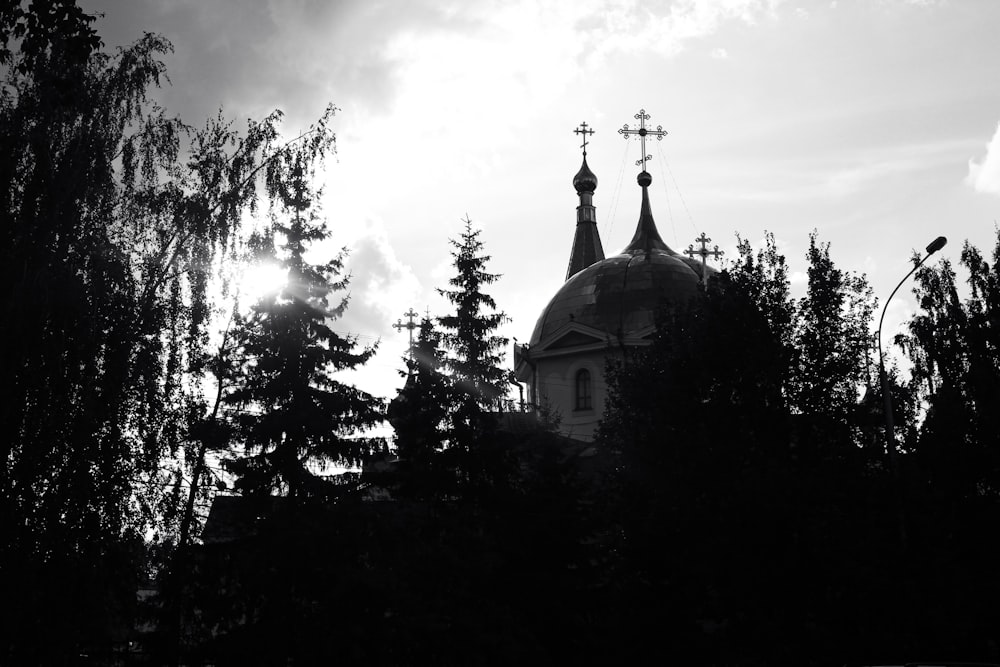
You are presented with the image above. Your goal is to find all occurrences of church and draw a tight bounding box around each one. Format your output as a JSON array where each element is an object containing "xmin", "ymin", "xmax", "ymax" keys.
[{"xmin": 513, "ymin": 111, "xmax": 720, "ymax": 441}]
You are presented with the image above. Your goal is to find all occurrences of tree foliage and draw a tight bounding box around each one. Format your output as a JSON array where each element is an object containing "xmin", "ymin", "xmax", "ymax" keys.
[
  {"xmin": 898, "ymin": 231, "xmax": 1000, "ymax": 503},
  {"xmin": 788, "ymin": 232, "xmax": 876, "ymax": 430},
  {"xmin": 8, "ymin": 4, "xmax": 1000, "ymax": 662},
  {"xmin": 596, "ymin": 234, "xmax": 910, "ymax": 662},
  {"xmin": 595, "ymin": 230, "xmax": 1000, "ymax": 662},
  {"xmin": 222, "ymin": 152, "xmax": 385, "ymax": 499},
  {"xmin": 0, "ymin": 0, "xmax": 102, "ymax": 73},
  {"xmin": 387, "ymin": 316, "xmax": 453, "ymax": 468},
  {"xmin": 0, "ymin": 3, "xmax": 341, "ymax": 659},
  {"xmin": 437, "ymin": 217, "xmax": 510, "ymax": 413}
]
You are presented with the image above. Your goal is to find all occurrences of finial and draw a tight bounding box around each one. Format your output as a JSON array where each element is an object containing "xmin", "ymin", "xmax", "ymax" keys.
[
  {"xmin": 574, "ymin": 121, "xmax": 594, "ymax": 156},
  {"xmin": 619, "ymin": 109, "xmax": 667, "ymax": 174}
]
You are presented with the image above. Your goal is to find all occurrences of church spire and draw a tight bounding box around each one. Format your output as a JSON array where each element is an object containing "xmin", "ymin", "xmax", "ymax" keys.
[
  {"xmin": 623, "ymin": 170, "xmax": 671, "ymax": 254},
  {"xmin": 566, "ymin": 122, "xmax": 605, "ymax": 280},
  {"xmin": 619, "ymin": 109, "xmax": 674, "ymax": 256}
]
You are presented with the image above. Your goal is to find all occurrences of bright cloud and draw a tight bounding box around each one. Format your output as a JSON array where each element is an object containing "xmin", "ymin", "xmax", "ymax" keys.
[
  {"xmin": 340, "ymin": 218, "xmax": 422, "ymax": 338},
  {"xmin": 585, "ymin": 0, "xmax": 784, "ymax": 62},
  {"xmin": 966, "ymin": 121, "xmax": 1000, "ymax": 196}
]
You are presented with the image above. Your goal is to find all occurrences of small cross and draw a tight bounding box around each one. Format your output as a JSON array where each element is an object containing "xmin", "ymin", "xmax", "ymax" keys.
[
  {"xmin": 393, "ymin": 307, "xmax": 420, "ymax": 351},
  {"xmin": 619, "ymin": 109, "xmax": 667, "ymax": 172},
  {"xmin": 684, "ymin": 232, "xmax": 724, "ymax": 281},
  {"xmin": 574, "ymin": 121, "xmax": 594, "ymax": 156}
]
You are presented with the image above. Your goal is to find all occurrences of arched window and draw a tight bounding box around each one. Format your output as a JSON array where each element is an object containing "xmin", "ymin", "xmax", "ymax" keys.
[{"xmin": 575, "ymin": 368, "xmax": 592, "ymax": 411}]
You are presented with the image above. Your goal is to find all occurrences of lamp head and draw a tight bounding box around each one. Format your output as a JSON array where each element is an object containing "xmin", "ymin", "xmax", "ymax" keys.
[{"xmin": 926, "ymin": 236, "xmax": 947, "ymax": 255}]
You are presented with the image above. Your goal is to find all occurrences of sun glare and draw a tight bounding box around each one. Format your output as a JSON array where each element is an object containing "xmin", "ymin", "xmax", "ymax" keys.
[{"xmin": 241, "ymin": 262, "xmax": 288, "ymax": 300}]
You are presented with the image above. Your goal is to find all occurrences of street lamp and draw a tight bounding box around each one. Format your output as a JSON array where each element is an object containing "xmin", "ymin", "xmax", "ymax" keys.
[{"xmin": 877, "ymin": 235, "xmax": 947, "ymax": 468}]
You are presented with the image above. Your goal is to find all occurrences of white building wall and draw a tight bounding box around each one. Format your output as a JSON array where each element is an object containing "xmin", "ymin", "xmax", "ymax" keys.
[{"xmin": 534, "ymin": 349, "xmax": 610, "ymax": 442}]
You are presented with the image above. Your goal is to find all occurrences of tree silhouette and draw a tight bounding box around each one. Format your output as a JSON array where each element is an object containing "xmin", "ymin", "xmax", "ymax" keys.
[
  {"xmin": 596, "ymin": 234, "xmax": 912, "ymax": 663},
  {"xmin": 223, "ymin": 153, "xmax": 385, "ymax": 499},
  {"xmin": 788, "ymin": 231, "xmax": 875, "ymax": 442},
  {"xmin": 897, "ymin": 231, "xmax": 1000, "ymax": 506},
  {"xmin": 437, "ymin": 217, "xmax": 510, "ymax": 413},
  {"xmin": 0, "ymin": 8, "xmax": 339, "ymax": 658},
  {"xmin": 387, "ymin": 317, "xmax": 453, "ymax": 468}
]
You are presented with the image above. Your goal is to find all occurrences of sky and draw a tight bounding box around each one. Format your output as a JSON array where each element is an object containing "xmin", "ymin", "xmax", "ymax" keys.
[{"xmin": 82, "ymin": 0, "xmax": 1000, "ymax": 403}]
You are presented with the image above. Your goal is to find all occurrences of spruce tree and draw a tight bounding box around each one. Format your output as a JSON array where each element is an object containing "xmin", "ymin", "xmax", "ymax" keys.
[
  {"xmin": 435, "ymin": 217, "xmax": 511, "ymax": 493},
  {"xmin": 383, "ymin": 317, "xmax": 457, "ymax": 500},
  {"xmin": 224, "ymin": 153, "xmax": 384, "ymax": 499},
  {"xmin": 387, "ymin": 317, "xmax": 453, "ymax": 466},
  {"xmin": 437, "ymin": 216, "xmax": 510, "ymax": 415}
]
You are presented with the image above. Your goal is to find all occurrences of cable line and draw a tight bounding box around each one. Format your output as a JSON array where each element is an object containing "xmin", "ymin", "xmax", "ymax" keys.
[{"xmin": 656, "ymin": 142, "xmax": 697, "ymax": 235}]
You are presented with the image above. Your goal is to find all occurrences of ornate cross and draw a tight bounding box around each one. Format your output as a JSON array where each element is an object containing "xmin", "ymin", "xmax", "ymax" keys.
[
  {"xmin": 684, "ymin": 232, "xmax": 724, "ymax": 280},
  {"xmin": 574, "ymin": 121, "xmax": 594, "ymax": 156},
  {"xmin": 619, "ymin": 109, "xmax": 667, "ymax": 172},
  {"xmin": 393, "ymin": 307, "xmax": 420, "ymax": 350}
]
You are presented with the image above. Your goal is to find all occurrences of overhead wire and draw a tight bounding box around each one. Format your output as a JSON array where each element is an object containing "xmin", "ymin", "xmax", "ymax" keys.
[
  {"xmin": 603, "ymin": 139, "xmax": 631, "ymax": 243},
  {"xmin": 656, "ymin": 142, "xmax": 698, "ymax": 236},
  {"xmin": 655, "ymin": 148, "xmax": 678, "ymax": 247}
]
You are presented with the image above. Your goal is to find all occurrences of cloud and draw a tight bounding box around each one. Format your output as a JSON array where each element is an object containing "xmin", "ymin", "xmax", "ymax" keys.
[
  {"xmin": 581, "ymin": 0, "xmax": 785, "ymax": 63},
  {"xmin": 337, "ymin": 218, "xmax": 422, "ymax": 339},
  {"xmin": 85, "ymin": 0, "xmax": 464, "ymax": 132},
  {"xmin": 711, "ymin": 47, "xmax": 729, "ymax": 58},
  {"xmin": 86, "ymin": 0, "xmax": 793, "ymax": 167},
  {"xmin": 966, "ymin": 121, "xmax": 1000, "ymax": 196}
]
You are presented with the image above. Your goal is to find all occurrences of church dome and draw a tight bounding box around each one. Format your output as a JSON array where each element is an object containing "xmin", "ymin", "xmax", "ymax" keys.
[
  {"xmin": 531, "ymin": 171, "xmax": 710, "ymax": 345},
  {"xmin": 529, "ymin": 245, "xmax": 705, "ymax": 345},
  {"xmin": 572, "ymin": 156, "xmax": 598, "ymax": 194}
]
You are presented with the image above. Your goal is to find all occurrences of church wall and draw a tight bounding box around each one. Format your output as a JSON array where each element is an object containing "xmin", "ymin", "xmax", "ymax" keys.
[{"xmin": 534, "ymin": 349, "xmax": 610, "ymax": 442}]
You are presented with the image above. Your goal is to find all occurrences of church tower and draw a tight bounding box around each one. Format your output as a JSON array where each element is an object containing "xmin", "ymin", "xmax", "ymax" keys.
[
  {"xmin": 566, "ymin": 122, "xmax": 604, "ymax": 279},
  {"xmin": 514, "ymin": 110, "xmax": 715, "ymax": 441}
]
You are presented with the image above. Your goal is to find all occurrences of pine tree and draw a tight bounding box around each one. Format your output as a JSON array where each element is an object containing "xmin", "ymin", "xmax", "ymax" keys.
[
  {"xmin": 437, "ymin": 216, "xmax": 510, "ymax": 414},
  {"xmin": 433, "ymin": 217, "xmax": 512, "ymax": 495},
  {"xmin": 223, "ymin": 153, "xmax": 384, "ymax": 499}
]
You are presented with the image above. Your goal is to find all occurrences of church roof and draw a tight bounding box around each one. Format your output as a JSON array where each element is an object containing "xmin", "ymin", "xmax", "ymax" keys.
[{"xmin": 531, "ymin": 171, "xmax": 710, "ymax": 346}]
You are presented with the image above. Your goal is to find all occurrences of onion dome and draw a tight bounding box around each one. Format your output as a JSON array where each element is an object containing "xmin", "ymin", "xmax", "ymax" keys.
[
  {"xmin": 533, "ymin": 170, "xmax": 712, "ymax": 345},
  {"xmin": 566, "ymin": 155, "xmax": 605, "ymax": 280},
  {"xmin": 572, "ymin": 156, "xmax": 598, "ymax": 194}
]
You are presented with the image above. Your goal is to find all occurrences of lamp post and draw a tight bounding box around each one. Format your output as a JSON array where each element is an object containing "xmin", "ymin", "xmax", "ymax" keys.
[{"xmin": 877, "ymin": 236, "xmax": 947, "ymax": 469}]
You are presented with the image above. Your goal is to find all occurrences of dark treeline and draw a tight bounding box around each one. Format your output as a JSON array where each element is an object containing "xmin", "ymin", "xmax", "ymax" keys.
[
  {"xmin": 3, "ymin": 3, "xmax": 1000, "ymax": 665},
  {"xmin": 599, "ymin": 232, "xmax": 1000, "ymax": 664}
]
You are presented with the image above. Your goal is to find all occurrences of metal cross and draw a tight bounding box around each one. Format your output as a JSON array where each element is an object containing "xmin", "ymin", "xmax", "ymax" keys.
[
  {"xmin": 574, "ymin": 121, "xmax": 594, "ymax": 156},
  {"xmin": 618, "ymin": 109, "xmax": 667, "ymax": 172},
  {"xmin": 393, "ymin": 307, "xmax": 420, "ymax": 350},
  {"xmin": 684, "ymin": 232, "xmax": 724, "ymax": 281}
]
